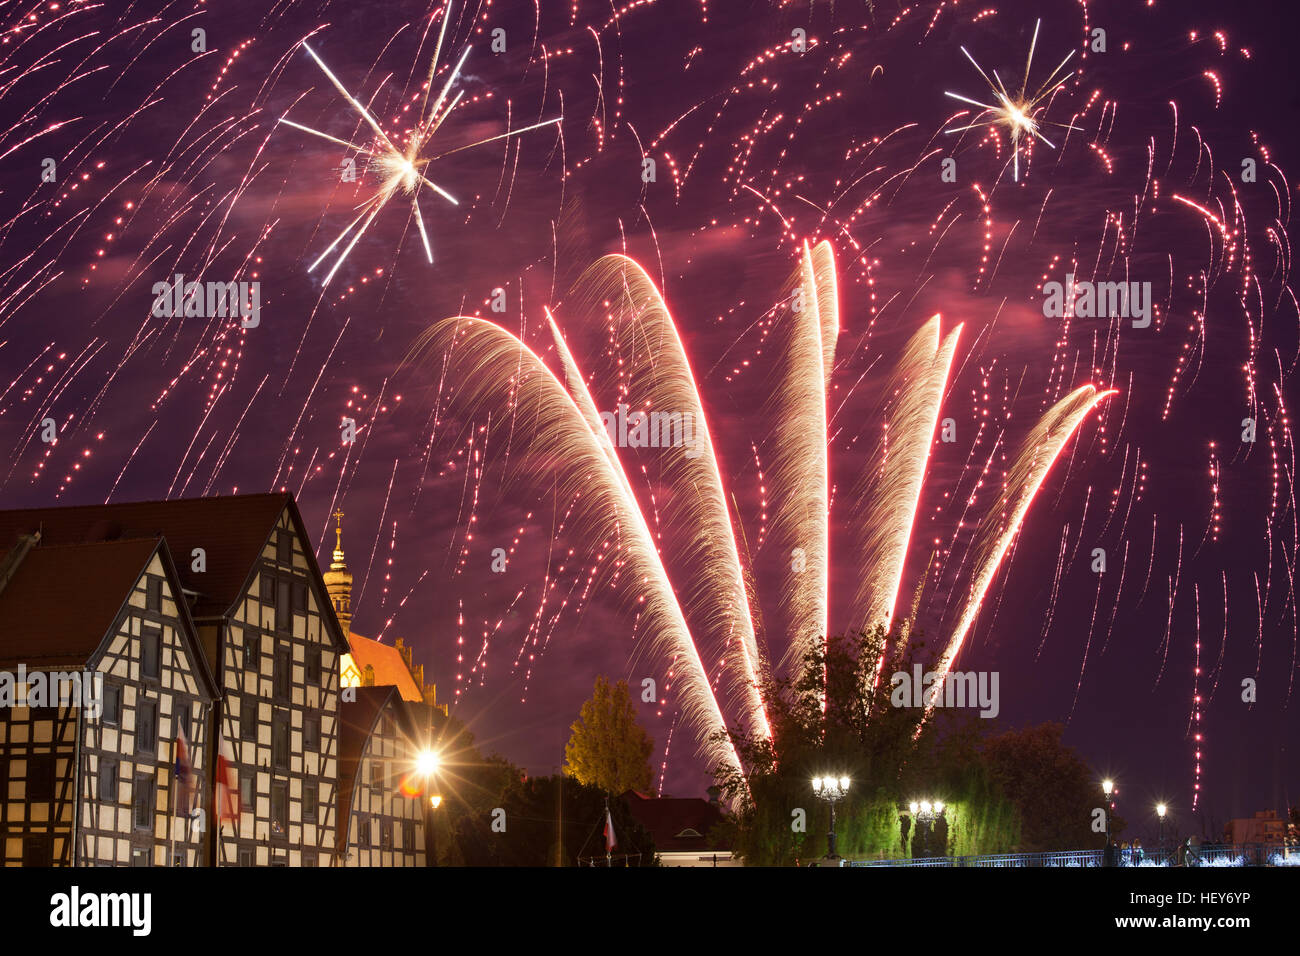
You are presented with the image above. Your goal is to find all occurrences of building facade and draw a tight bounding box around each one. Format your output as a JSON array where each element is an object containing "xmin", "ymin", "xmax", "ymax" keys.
[
  {"xmin": 0, "ymin": 536, "xmax": 217, "ymax": 866},
  {"xmin": 338, "ymin": 686, "xmax": 432, "ymax": 867},
  {"xmin": 0, "ymin": 493, "xmax": 349, "ymax": 867}
]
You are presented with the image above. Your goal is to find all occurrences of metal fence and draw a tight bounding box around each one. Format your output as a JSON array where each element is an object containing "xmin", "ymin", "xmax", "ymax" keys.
[{"xmin": 847, "ymin": 843, "xmax": 1297, "ymax": 868}]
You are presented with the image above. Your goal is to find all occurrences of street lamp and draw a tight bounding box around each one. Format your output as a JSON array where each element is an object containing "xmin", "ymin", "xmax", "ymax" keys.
[
  {"xmin": 906, "ymin": 797, "xmax": 947, "ymax": 859},
  {"xmin": 1101, "ymin": 779, "xmax": 1116, "ymax": 866},
  {"xmin": 1156, "ymin": 804, "xmax": 1167, "ymax": 865},
  {"xmin": 811, "ymin": 775, "xmax": 851, "ymax": 861}
]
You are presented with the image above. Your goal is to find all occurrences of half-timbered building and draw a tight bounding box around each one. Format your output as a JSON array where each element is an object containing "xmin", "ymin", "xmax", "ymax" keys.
[
  {"xmin": 0, "ymin": 493, "xmax": 349, "ymax": 867},
  {"xmin": 338, "ymin": 685, "xmax": 434, "ymax": 867},
  {"xmin": 0, "ymin": 534, "xmax": 218, "ymax": 866}
]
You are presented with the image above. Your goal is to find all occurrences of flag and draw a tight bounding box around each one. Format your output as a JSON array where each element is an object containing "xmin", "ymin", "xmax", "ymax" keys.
[
  {"xmin": 604, "ymin": 807, "xmax": 617, "ymax": 853},
  {"xmin": 173, "ymin": 723, "xmax": 193, "ymax": 815},
  {"xmin": 215, "ymin": 734, "xmax": 241, "ymax": 823}
]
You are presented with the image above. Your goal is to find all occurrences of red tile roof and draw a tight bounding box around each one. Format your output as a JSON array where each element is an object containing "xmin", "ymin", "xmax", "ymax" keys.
[
  {"xmin": 622, "ymin": 791, "xmax": 728, "ymax": 853},
  {"xmin": 0, "ymin": 537, "xmax": 161, "ymax": 669},
  {"xmin": 0, "ymin": 493, "xmax": 290, "ymax": 619},
  {"xmin": 0, "ymin": 493, "xmax": 347, "ymax": 652},
  {"xmin": 346, "ymin": 632, "xmax": 424, "ymax": 702}
]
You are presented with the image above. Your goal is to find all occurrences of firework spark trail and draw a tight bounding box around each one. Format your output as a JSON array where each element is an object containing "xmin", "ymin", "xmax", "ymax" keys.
[
  {"xmin": 768, "ymin": 242, "xmax": 837, "ymax": 684},
  {"xmin": 934, "ymin": 384, "xmax": 1116, "ymax": 682},
  {"xmin": 408, "ymin": 314, "xmax": 744, "ymax": 780},
  {"xmin": 566, "ymin": 255, "xmax": 770, "ymax": 740},
  {"xmin": 847, "ymin": 315, "xmax": 961, "ymax": 639}
]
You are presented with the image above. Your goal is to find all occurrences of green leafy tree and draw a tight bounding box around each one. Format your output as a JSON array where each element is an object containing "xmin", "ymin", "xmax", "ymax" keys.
[
  {"xmin": 563, "ymin": 675, "xmax": 654, "ymax": 794},
  {"xmin": 714, "ymin": 624, "xmax": 1020, "ymax": 864},
  {"xmin": 981, "ymin": 722, "xmax": 1113, "ymax": 851}
]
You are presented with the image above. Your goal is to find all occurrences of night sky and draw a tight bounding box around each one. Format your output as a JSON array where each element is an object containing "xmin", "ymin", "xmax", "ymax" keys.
[{"xmin": 2, "ymin": 0, "xmax": 1297, "ymax": 839}]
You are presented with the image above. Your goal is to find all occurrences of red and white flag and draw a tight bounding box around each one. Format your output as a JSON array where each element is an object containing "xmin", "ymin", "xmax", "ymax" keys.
[
  {"xmin": 604, "ymin": 807, "xmax": 617, "ymax": 853},
  {"xmin": 214, "ymin": 734, "xmax": 241, "ymax": 823},
  {"xmin": 173, "ymin": 723, "xmax": 193, "ymax": 815}
]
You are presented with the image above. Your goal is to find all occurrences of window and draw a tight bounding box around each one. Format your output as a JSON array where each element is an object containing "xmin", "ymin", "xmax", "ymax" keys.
[
  {"xmin": 239, "ymin": 697, "xmax": 257, "ymax": 742},
  {"xmin": 273, "ymin": 647, "xmax": 291, "ymax": 701},
  {"xmin": 133, "ymin": 774, "xmax": 155, "ymax": 830},
  {"xmin": 271, "ymin": 783, "xmax": 288, "ymax": 836},
  {"xmin": 276, "ymin": 530, "xmax": 293, "ymax": 565},
  {"xmin": 98, "ymin": 759, "xmax": 118, "ymax": 803},
  {"xmin": 103, "ymin": 684, "xmax": 122, "ymax": 726},
  {"xmin": 240, "ymin": 770, "xmax": 254, "ymax": 810},
  {"xmin": 371, "ymin": 761, "xmax": 385, "ymax": 791},
  {"xmin": 303, "ymin": 782, "xmax": 318, "ymax": 823},
  {"xmin": 141, "ymin": 626, "xmax": 161, "ymax": 680},
  {"xmin": 242, "ymin": 633, "xmax": 259, "ymax": 672},
  {"xmin": 27, "ymin": 754, "xmax": 55, "ymax": 802},
  {"xmin": 304, "ymin": 714, "xmax": 319, "ymax": 752},
  {"xmin": 171, "ymin": 850, "xmax": 186, "ymax": 867},
  {"xmin": 303, "ymin": 851, "xmax": 318, "ymax": 868},
  {"xmin": 358, "ymin": 813, "xmax": 370, "ymax": 849},
  {"xmin": 24, "ymin": 836, "xmax": 52, "ymax": 867},
  {"xmin": 270, "ymin": 856, "xmax": 288, "ymax": 867},
  {"xmin": 131, "ymin": 847, "xmax": 150, "ymax": 867},
  {"xmin": 137, "ymin": 700, "xmax": 157, "ymax": 754},
  {"xmin": 380, "ymin": 819, "xmax": 393, "ymax": 850},
  {"xmin": 402, "ymin": 819, "xmax": 415, "ymax": 851},
  {"xmin": 293, "ymin": 581, "xmax": 308, "ymax": 615},
  {"xmin": 260, "ymin": 572, "xmax": 275, "ymax": 603},
  {"xmin": 382, "ymin": 712, "xmax": 394, "ymax": 737},
  {"xmin": 272, "ymin": 711, "xmax": 289, "ymax": 769},
  {"xmin": 305, "ymin": 646, "xmax": 321, "ymax": 685},
  {"xmin": 275, "ymin": 579, "xmax": 292, "ymax": 632},
  {"xmin": 237, "ymin": 847, "xmax": 254, "ymax": 867},
  {"xmin": 146, "ymin": 576, "xmax": 163, "ymax": 612}
]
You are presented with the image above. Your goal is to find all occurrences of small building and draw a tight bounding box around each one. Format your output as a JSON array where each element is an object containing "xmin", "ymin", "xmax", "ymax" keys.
[
  {"xmin": 622, "ymin": 790, "xmax": 737, "ymax": 866},
  {"xmin": 1223, "ymin": 810, "xmax": 1288, "ymax": 846},
  {"xmin": 337, "ymin": 685, "xmax": 436, "ymax": 866},
  {"xmin": 0, "ymin": 534, "xmax": 218, "ymax": 866}
]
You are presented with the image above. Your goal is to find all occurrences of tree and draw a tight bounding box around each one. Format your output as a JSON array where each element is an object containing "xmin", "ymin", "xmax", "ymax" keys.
[
  {"xmin": 981, "ymin": 722, "xmax": 1104, "ymax": 851},
  {"xmin": 714, "ymin": 624, "xmax": 1020, "ymax": 864},
  {"xmin": 563, "ymin": 675, "xmax": 654, "ymax": 794}
]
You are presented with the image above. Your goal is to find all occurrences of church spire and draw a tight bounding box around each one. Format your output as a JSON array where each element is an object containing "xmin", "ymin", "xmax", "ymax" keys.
[{"xmin": 323, "ymin": 507, "xmax": 353, "ymax": 632}]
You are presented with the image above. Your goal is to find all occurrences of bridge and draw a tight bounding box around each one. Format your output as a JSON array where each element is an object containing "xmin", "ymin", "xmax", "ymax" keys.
[{"xmin": 845, "ymin": 843, "xmax": 1296, "ymax": 867}]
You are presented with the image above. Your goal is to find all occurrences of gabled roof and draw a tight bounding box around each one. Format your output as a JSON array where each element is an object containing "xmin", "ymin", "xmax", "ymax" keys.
[
  {"xmin": 0, "ymin": 493, "xmax": 288, "ymax": 619},
  {"xmin": 622, "ymin": 791, "xmax": 728, "ymax": 853},
  {"xmin": 0, "ymin": 536, "xmax": 218, "ymax": 700},
  {"xmin": 0, "ymin": 493, "xmax": 347, "ymax": 652},
  {"xmin": 345, "ymin": 632, "xmax": 423, "ymax": 702}
]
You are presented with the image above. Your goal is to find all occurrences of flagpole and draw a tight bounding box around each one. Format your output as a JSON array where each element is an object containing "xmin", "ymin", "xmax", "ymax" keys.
[
  {"xmin": 167, "ymin": 746, "xmax": 176, "ymax": 867},
  {"xmin": 604, "ymin": 796, "xmax": 611, "ymax": 867}
]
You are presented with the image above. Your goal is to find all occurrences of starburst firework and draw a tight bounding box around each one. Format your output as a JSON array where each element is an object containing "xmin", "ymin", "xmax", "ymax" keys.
[
  {"xmin": 278, "ymin": 1, "xmax": 561, "ymax": 285},
  {"xmin": 945, "ymin": 19, "xmax": 1080, "ymax": 181}
]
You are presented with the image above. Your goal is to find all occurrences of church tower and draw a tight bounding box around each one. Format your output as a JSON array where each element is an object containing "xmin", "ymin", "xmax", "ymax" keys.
[{"xmin": 322, "ymin": 508, "xmax": 353, "ymax": 632}]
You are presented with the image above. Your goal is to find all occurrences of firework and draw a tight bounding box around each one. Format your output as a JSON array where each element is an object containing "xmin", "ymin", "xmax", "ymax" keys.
[
  {"xmin": 944, "ymin": 19, "xmax": 1080, "ymax": 181},
  {"xmin": 278, "ymin": 1, "xmax": 561, "ymax": 284}
]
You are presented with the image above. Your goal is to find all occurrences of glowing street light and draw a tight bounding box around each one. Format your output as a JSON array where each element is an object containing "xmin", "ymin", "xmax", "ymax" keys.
[
  {"xmin": 904, "ymin": 797, "xmax": 947, "ymax": 859},
  {"xmin": 811, "ymin": 774, "xmax": 851, "ymax": 861}
]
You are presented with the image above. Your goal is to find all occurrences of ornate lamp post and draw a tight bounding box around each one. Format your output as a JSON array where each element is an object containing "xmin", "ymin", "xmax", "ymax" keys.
[
  {"xmin": 811, "ymin": 775, "xmax": 851, "ymax": 861},
  {"xmin": 906, "ymin": 799, "xmax": 946, "ymax": 858},
  {"xmin": 1156, "ymin": 803, "xmax": 1167, "ymax": 865},
  {"xmin": 1101, "ymin": 779, "xmax": 1115, "ymax": 866}
]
